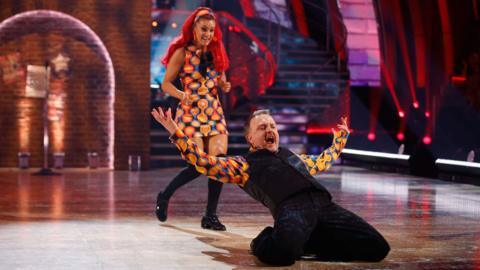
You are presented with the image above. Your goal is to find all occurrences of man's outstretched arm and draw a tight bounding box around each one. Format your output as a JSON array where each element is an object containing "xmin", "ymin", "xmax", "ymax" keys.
[
  {"xmin": 301, "ymin": 117, "xmax": 350, "ymax": 175},
  {"xmin": 151, "ymin": 107, "xmax": 250, "ymax": 186}
]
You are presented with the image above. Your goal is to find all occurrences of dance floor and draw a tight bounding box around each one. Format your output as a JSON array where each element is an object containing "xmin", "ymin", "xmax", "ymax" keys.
[{"xmin": 1, "ymin": 165, "xmax": 479, "ymax": 269}]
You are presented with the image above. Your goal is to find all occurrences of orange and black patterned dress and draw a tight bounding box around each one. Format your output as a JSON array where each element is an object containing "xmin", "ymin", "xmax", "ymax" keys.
[{"xmin": 175, "ymin": 44, "xmax": 229, "ymax": 138}]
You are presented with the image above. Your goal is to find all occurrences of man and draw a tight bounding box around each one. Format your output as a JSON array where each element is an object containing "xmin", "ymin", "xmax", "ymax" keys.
[{"xmin": 152, "ymin": 108, "xmax": 390, "ymax": 266}]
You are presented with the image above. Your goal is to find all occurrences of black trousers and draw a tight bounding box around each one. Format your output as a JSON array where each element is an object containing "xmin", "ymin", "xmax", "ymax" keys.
[{"xmin": 250, "ymin": 190, "xmax": 390, "ymax": 266}]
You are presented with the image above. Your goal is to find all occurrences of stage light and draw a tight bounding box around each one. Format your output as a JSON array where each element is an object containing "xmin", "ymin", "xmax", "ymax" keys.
[
  {"xmin": 368, "ymin": 132, "xmax": 376, "ymax": 141},
  {"xmin": 423, "ymin": 136, "xmax": 432, "ymax": 145},
  {"xmin": 228, "ymin": 25, "xmax": 233, "ymax": 31},
  {"xmin": 171, "ymin": 22, "xmax": 177, "ymax": 29},
  {"xmin": 342, "ymin": 148, "xmax": 410, "ymax": 169},
  {"xmin": 435, "ymin": 158, "xmax": 480, "ymax": 178},
  {"xmin": 413, "ymin": 101, "xmax": 419, "ymax": 109},
  {"xmin": 436, "ymin": 159, "xmax": 480, "ymax": 168},
  {"xmin": 396, "ymin": 132, "xmax": 405, "ymax": 141},
  {"xmin": 152, "ymin": 21, "xmax": 158, "ymax": 27},
  {"xmin": 451, "ymin": 76, "xmax": 466, "ymax": 82},
  {"xmin": 425, "ymin": 111, "xmax": 430, "ymax": 118},
  {"xmin": 398, "ymin": 111, "xmax": 405, "ymax": 118},
  {"xmin": 343, "ymin": 148, "xmax": 410, "ymax": 160}
]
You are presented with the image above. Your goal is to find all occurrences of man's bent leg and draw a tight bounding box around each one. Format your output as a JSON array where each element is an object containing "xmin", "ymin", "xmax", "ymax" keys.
[
  {"xmin": 305, "ymin": 202, "xmax": 390, "ymax": 262},
  {"xmin": 251, "ymin": 202, "xmax": 317, "ymax": 266}
]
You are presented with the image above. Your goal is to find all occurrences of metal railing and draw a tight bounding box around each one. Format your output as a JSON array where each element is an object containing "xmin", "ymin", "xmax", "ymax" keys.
[{"xmin": 294, "ymin": 0, "xmax": 348, "ymax": 72}]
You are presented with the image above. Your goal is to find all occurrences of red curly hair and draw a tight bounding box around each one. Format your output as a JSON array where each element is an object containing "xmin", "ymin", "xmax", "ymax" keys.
[{"xmin": 161, "ymin": 7, "xmax": 230, "ymax": 72}]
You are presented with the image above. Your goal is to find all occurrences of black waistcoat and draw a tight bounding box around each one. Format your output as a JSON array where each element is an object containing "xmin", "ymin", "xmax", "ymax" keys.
[{"xmin": 241, "ymin": 147, "xmax": 332, "ymax": 215}]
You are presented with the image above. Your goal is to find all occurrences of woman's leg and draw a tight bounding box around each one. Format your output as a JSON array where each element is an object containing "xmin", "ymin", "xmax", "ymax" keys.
[
  {"xmin": 155, "ymin": 137, "xmax": 204, "ymax": 222},
  {"xmin": 201, "ymin": 134, "xmax": 228, "ymax": 230}
]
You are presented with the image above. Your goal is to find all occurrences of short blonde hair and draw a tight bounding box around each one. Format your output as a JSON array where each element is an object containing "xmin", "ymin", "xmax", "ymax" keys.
[{"xmin": 243, "ymin": 109, "xmax": 271, "ymax": 137}]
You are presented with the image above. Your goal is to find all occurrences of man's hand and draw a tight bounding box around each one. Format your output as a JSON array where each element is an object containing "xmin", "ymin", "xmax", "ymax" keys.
[
  {"xmin": 151, "ymin": 107, "xmax": 178, "ymax": 135},
  {"xmin": 332, "ymin": 116, "xmax": 350, "ymax": 134}
]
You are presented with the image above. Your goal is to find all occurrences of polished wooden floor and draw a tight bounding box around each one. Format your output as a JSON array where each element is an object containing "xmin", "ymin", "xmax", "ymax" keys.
[{"xmin": 1, "ymin": 166, "xmax": 480, "ymax": 269}]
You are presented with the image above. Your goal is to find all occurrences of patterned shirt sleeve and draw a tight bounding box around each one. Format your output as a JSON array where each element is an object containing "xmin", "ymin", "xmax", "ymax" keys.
[
  {"xmin": 300, "ymin": 130, "xmax": 349, "ymax": 175},
  {"xmin": 170, "ymin": 129, "xmax": 250, "ymax": 186}
]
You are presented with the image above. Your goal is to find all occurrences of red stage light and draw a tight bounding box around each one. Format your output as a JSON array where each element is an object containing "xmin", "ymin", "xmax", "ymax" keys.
[
  {"xmin": 398, "ymin": 111, "xmax": 405, "ymax": 118},
  {"xmin": 413, "ymin": 101, "xmax": 419, "ymax": 109},
  {"xmin": 368, "ymin": 132, "xmax": 376, "ymax": 141},
  {"xmin": 425, "ymin": 111, "xmax": 430, "ymax": 118},
  {"xmin": 451, "ymin": 76, "xmax": 466, "ymax": 82},
  {"xmin": 228, "ymin": 25, "xmax": 233, "ymax": 31},
  {"xmin": 423, "ymin": 136, "xmax": 432, "ymax": 145},
  {"xmin": 396, "ymin": 132, "xmax": 405, "ymax": 141}
]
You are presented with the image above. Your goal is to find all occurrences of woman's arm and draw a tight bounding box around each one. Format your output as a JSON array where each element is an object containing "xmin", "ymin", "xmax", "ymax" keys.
[
  {"xmin": 161, "ymin": 48, "xmax": 187, "ymax": 100},
  {"xmin": 218, "ymin": 72, "xmax": 231, "ymax": 93}
]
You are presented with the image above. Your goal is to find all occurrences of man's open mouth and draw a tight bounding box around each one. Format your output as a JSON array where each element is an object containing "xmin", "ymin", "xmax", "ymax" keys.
[{"xmin": 265, "ymin": 133, "xmax": 275, "ymax": 144}]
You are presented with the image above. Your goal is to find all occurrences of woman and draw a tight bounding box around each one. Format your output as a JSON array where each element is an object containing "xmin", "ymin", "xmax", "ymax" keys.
[{"xmin": 155, "ymin": 7, "xmax": 231, "ymax": 231}]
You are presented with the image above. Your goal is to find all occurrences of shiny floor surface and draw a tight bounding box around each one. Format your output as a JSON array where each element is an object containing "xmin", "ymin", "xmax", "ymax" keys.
[{"xmin": 1, "ymin": 166, "xmax": 480, "ymax": 270}]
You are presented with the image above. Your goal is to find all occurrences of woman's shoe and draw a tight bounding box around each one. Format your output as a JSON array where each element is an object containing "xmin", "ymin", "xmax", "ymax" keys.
[
  {"xmin": 155, "ymin": 192, "xmax": 169, "ymax": 222},
  {"xmin": 201, "ymin": 214, "xmax": 226, "ymax": 231}
]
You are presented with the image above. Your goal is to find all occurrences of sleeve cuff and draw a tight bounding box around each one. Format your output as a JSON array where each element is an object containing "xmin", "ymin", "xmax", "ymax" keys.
[
  {"xmin": 169, "ymin": 128, "xmax": 186, "ymax": 143},
  {"xmin": 334, "ymin": 129, "xmax": 350, "ymax": 139}
]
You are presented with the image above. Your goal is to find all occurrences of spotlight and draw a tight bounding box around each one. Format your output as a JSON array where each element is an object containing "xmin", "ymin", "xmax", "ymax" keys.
[
  {"xmin": 171, "ymin": 22, "xmax": 177, "ymax": 29},
  {"xmin": 152, "ymin": 21, "xmax": 158, "ymax": 27},
  {"xmin": 413, "ymin": 101, "xmax": 419, "ymax": 109},
  {"xmin": 398, "ymin": 111, "xmax": 405, "ymax": 118},
  {"xmin": 425, "ymin": 111, "xmax": 430, "ymax": 118},
  {"xmin": 423, "ymin": 136, "xmax": 432, "ymax": 145},
  {"xmin": 228, "ymin": 25, "xmax": 233, "ymax": 31},
  {"xmin": 396, "ymin": 132, "xmax": 405, "ymax": 141},
  {"xmin": 368, "ymin": 132, "xmax": 376, "ymax": 141}
]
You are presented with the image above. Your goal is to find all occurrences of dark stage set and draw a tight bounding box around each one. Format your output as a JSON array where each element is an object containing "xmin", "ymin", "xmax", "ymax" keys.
[{"xmin": 1, "ymin": 0, "xmax": 480, "ymax": 269}]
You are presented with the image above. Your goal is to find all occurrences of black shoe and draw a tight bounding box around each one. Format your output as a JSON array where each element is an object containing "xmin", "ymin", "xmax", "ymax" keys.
[
  {"xmin": 155, "ymin": 192, "xmax": 169, "ymax": 222},
  {"xmin": 201, "ymin": 215, "xmax": 226, "ymax": 231}
]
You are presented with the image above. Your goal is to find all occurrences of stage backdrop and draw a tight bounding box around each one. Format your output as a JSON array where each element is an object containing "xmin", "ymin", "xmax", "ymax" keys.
[{"xmin": 0, "ymin": 0, "xmax": 151, "ymax": 169}]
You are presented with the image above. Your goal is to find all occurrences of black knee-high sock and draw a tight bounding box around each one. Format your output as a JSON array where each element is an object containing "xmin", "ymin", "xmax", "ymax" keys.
[
  {"xmin": 161, "ymin": 164, "xmax": 201, "ymax": 200},
  {"xmin": 205, "ymin": 154, "xmax": 225, "ymax": 216}
]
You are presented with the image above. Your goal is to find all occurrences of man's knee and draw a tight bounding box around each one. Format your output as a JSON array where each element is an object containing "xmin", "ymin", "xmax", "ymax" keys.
[
  {"xmin": 250, "ymin": 226, "xmax": 273, "ymax": 254},
  {"xmin": 364, "ymin": 236, "xmax": 390, "ymax": 261},
  {"xmin": 251, "ymin": 227, "xmax": 303, "ymax": 266}
]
